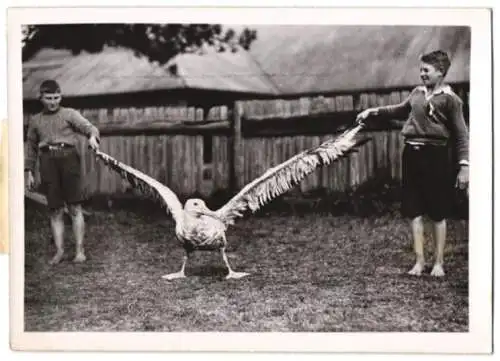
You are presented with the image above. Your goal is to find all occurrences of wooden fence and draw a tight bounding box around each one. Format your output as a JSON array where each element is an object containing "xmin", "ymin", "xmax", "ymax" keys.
[
  {"xmin": 23, "ymin": 105, "xmax": 230, "ymax": 127},
  {"xmin": 23, "ymin": 83, "xmax": 469, "ymax": 199}
]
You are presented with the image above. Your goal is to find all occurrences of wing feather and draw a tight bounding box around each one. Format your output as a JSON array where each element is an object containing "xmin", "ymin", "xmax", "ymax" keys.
[
  {"xmin": 215, "ymin": 124, "xmax": 369, "ymax": 225},
  {"xmin": 92, "ymin": 150, "xmax": 184, "ymax": 223}
]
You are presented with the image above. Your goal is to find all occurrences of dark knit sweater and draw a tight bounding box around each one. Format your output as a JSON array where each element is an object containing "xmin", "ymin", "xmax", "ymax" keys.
[
  {"xmin": 377, "ymin": 85, "xmax": 469, "ymax": 163},
  {"xmin": 25, "ymin": 107, "xmax": 100, "ymax": 172}
]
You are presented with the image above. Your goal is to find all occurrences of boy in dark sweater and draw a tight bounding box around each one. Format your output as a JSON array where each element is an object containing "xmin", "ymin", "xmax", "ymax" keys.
[
  {"xmin": 356, "ymin": 50, "xmax": 469, "ymax": 277},
  {"xmin": 25, "ymin": 80, "xmax": 100, "ymax": 264}
]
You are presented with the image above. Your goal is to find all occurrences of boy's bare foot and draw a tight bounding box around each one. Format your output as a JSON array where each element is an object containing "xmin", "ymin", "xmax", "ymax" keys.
[
  {"xmin": 73, "ymin": 253, "xmax": 86, "ymax": 263},
  {"xmin": 430, "ymin": 263, "xmax": 445, "ymax": 277},
  {"xmin": 408, "ymin": 262, "xmax": 425, "ymax": 276},
  {"xmin": 49, "ymin": 251, "xmax": 64, "ymax": 265}
]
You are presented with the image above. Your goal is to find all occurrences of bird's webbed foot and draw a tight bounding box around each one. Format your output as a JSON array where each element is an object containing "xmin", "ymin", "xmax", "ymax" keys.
[
  {"xmin": 226, "ymin": 271, "xmax": 250, "ymax": 280},
  {"xmin": 161, "ymin": 271, "xmax": 186, "ymax": 280}
]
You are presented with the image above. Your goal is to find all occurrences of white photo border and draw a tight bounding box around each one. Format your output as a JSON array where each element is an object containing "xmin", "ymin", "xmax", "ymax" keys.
[{"xmin": 8, "ymin": 6, "xmax": 493, "ymax": 353}]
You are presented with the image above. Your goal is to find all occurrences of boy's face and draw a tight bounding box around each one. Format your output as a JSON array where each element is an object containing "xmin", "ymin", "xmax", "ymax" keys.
[
  {"xmin": 40, "ymin": 91, "xmax": 62, "ymax": 112},
  {"xmin": 420, "ymin": 62, "xmax": 443, "ymax": 87}
]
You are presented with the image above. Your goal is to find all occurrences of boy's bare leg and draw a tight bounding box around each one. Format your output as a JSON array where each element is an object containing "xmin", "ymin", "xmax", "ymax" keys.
[
  {"xmin": 408, "ymin": 216, "xmax": 425, "ymax": 276},
  {"xmin": 49, "ymin": 207, "xmax": 65, "ymax": 264},
  {"xmin": 68, "ymin": 203, "xmax": 86, "ymax": 262},
  {"xmin": 430, "ymin": 219, "xmax": 446, "ymax": 277}
]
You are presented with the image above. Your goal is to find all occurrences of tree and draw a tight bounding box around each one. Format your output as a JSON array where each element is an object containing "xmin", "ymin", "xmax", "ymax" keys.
[{"xmin": 22, "ymin": 24, "xmax": 257, "ymax": 64}]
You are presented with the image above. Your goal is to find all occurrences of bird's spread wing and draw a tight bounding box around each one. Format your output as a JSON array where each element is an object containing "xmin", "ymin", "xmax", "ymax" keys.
[
  {"xmin": 214, "ymin": 123, "xmax": 369, "ymax": 225},
  {"xmin": 93, "ymin": 150, "xmax": 184, "ymax": 223}
]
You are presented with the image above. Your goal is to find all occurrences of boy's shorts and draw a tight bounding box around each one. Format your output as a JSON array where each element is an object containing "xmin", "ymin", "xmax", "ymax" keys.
[
  {"xmin": 401, "ymin": 142, "xmax": 454, "ymax": 222},
  {"xmin": 38, "ymin": 145, "xmax": 84, "ymax": 210}
]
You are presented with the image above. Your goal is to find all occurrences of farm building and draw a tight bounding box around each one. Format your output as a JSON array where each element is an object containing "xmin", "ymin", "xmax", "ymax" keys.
[
  {"xmin": 245, "ymin": 25, "xmax": 470, "ymax": 94},
  {"xmin": 22, "ymin": 25, "xmax": 471, "ymax": 201},
  {"xmin": 22, "ymin": 45, "xmax": 280, "ymax": 112}
]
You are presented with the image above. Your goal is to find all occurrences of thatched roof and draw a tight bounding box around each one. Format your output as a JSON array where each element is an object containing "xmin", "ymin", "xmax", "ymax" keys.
[
  {"xmin": 22, "ymin": 46, "xmax": 278, "ymax": 100},
  {"xmin": 23, "ymin": 47, "xmax": 183, "ymax": 99},
  {"xmin": 246, "ymin": 25, "xmax": 470, "ymax": 94},
  {"xmin": 167, "ymin": 50, "xmax": 280, "ymax": 94},
  {"xmin": 22, "ymin": 25, "xmax": 470, "ymax": 99}
]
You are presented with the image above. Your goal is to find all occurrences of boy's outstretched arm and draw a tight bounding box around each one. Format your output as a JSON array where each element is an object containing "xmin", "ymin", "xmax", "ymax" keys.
[
  {"xmin": 356, "ymin": 89, "xmax": 414, "ymax": 124},
  {"xmin": 66, "ymin": 109, "xmax": 100, "ymax": 150}
]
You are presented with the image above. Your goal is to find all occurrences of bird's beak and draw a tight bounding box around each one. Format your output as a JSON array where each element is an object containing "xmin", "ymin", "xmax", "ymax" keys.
[{"xmin": 197, "ymin": 209, "xmax": 220, "ymax": 220}]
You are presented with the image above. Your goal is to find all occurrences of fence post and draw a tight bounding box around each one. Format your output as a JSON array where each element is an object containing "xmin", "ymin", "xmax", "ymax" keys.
[{"xmin": 230, "ymin": 101, "xmax": 244, "ymax": 191}]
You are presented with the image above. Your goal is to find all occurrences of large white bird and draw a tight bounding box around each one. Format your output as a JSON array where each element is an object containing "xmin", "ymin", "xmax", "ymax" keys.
[{"xmin": 93, "ymin": 123, "xmax": 368, "ymax": 280}]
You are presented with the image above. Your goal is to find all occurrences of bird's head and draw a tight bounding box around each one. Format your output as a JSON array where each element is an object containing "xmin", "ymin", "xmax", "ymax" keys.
[
  {"xmin": 184, "ymin": 198, "xmax": 215, "ymax": 218},
  {"xmin": 184, "ymin": 198, "xmax": 207, "ymax": 211}
]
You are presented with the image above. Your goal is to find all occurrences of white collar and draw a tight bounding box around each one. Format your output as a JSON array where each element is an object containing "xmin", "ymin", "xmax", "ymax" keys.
[{"xmin": 417, "ymin": 84, "xmax": 453, "ymax": 100}]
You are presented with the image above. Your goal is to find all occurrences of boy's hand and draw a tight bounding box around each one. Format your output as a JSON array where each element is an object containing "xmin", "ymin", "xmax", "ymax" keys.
[
  {"xmin": 456, "ymin": 165, "xmax": 469, "ymax": 191},
  {"xmin": 25, "ymin": 171, "xmax": 35, "ymax": 190},
  {"xmin": 356, "ymin": 108, "xmax": 378, "ymax": 124},
  {"xmin": 88, "ymin": 135, "xmax": 99, "ymax": 151}
]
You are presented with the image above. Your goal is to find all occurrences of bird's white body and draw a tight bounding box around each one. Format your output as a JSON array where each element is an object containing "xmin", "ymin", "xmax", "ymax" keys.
[
  {"xmin": 169, "ymin": 200, "xmax": 244, "ymax": 279},
  {"xmin": 176, "ymin": 209, "xmax": 227, "ymax": 251},
  {"xmin": 93, "ymin": 123, "xmax": 367, "ymax": 280}
]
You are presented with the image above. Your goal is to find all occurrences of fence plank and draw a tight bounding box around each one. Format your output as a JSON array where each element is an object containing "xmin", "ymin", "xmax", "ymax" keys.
[
  {"xmin": 231, "ymin": 101, "xmax": 244, "ymax": 191},
  {"xmin": 213, "ymin": 136, "xmax": 223, "ymax": 190}
]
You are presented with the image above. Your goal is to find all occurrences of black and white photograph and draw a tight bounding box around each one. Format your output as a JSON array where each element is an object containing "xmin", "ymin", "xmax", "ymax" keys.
[{"xmin": 7, "ymin": 6, "xmax": 493, "ymax": 353}]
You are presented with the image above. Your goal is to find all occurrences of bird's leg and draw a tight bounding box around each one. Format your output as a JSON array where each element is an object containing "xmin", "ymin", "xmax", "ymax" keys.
[
  {"xmin": 161, "ymin": 251, "xmax": 190, "ymax": 280},
  {"xmin": 220, "ymin": 247, "xmax": 249, "ymax": 280}
]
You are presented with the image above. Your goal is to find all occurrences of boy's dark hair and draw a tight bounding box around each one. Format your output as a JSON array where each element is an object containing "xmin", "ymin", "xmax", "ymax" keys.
[
  {"xmin": 420, "ymin": 50, "xmax": 451, "ymax": 77},
  {"xmin": 39, "ymin": 79, "xmax": 61, "ymax": 94}
]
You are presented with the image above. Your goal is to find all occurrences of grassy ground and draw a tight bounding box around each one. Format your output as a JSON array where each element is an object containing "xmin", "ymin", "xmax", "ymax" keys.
[{"xmin": 24, "ymin": 199, "xmax": 468, "ymax": 332}]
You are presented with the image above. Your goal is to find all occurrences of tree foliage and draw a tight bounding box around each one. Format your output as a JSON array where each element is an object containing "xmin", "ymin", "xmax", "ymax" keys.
[{"xmin": 22, "ymin": 24, "xmax": 257, "ymax": 64}]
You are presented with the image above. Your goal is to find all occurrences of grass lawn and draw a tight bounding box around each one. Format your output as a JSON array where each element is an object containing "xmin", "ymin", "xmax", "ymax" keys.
[{"xmin": 24, "ymin": 199, "xmax": 468, "ymax": 332}]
